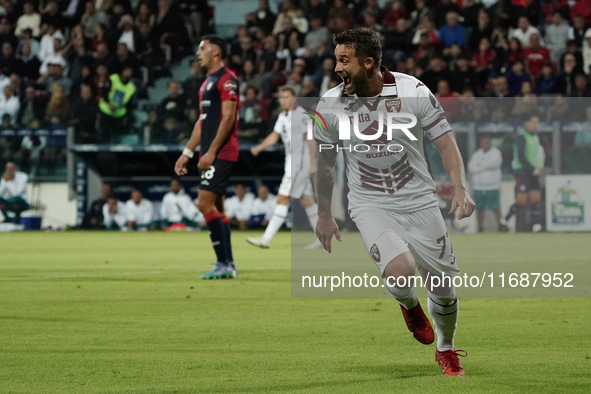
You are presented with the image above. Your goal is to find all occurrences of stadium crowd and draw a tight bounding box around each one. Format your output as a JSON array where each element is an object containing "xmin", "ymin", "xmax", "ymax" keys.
[{"xmin": 0, "ymin": 0, "xmax": 212, "ymax": 151}]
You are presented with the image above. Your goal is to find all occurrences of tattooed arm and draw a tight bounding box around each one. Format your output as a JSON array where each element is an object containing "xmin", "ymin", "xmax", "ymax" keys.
[
  {"xmin": 315, "ymin": 144, "xmax": 342, "ymax": 253},
  {"xmin": 433, "ymin": 132, "xmax": 475, "ymax": 220}
]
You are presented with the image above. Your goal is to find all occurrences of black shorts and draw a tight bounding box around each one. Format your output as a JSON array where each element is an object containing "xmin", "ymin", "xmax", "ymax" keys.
[
  {"xmin": 199, "ymin": 158, "xmax": 235, "ymax": 195},
  {"xmin": 515, "ymin": 170, "xmax": 540, "ymax": 193}
]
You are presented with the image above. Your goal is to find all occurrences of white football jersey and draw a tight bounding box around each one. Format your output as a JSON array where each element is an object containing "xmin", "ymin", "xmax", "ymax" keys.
[
  {"xmin": 314, "ymin": 67, "xmax": 452, "ymax": 213},
  {"xmin": 273, "ymin": 105, "xmax": 310, "ymax": 174}
]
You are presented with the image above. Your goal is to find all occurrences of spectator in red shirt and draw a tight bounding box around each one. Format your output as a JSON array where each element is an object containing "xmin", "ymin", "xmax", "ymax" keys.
[
  {"xmin": 436, "ymin": 79, "xmax": 460, "ymax": 120},
  {"xmin": 571, "ymin": 0, "xmax": 591, "ymax": 25},
  {"xmin": 522, "ymin": 34, "xmax": 550, "ymax": 76},
  {"xmin": 472, "ymin": 37, "xmax": 496, "ymax": 69},
  {"xmin": 383, "ymin": 0, "xmax": 408, "ymax": 28}
]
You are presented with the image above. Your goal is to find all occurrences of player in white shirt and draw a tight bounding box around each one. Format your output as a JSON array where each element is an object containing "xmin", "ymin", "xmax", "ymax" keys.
[
  {"xmin": 250, "ymin": 185, "xmax": 276, "ymax": 227},
  {"xmin": 246, "ymin": 86, "xmax": 321, "ymax": 249},
  {"xmin": 0, "ymin": 162, "xmax": 30, "ymax": 224},
  {"xmin": 160, "ymin": 179, "xmax": 204, "ymax": 227},
  {"xmin": 125, "ymin": 190, "xmax": 154, "ymax": 231},
  {"xmin": 467, "ymin": 135, "xmax": 503, "ymax": 232},
  {"xmin": 314, "ymin": 28, "xmax": 475, "ymax": 376},
  {"xmin": 103, "ymin": 197, "xmax": 127, "ymax": 230},
  {"xmin": 225, "ymin": 183, "xmax": 255, "ymax": 230}
]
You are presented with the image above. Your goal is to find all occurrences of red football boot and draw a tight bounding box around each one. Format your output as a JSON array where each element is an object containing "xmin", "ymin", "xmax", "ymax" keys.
[
  {"xmin": 435, "ymin": 349, "xmax": 467, "ymax": 376},
  {"xmin": 400, "ymin": 301, "xmax": 435, "ymax": 345}
]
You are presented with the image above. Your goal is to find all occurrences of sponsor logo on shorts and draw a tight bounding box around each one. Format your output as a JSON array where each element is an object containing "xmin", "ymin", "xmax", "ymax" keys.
[{"xmin": 370, "ymin": 243, "xmax": 380, "ymax": 262}]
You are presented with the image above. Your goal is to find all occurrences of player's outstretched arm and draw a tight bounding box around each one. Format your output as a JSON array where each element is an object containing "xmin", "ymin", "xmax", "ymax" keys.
[
  {"xmin": 199, "ymin": 100, "xmax": 237, "ymax": 171},
  {"xmin": 251, "ymin": 132, "xmax": 280, "ymax": 156},
  {"xmin": 315, "ymin": 144, "xmax": 341, "ymax": 253},
  {"xmin": 175, "ymin": 118, "xmax": 202, "ymax": 176},
  {"xmin": 433, "ymin": 132, "xmax": 475, "ymax": 220}
]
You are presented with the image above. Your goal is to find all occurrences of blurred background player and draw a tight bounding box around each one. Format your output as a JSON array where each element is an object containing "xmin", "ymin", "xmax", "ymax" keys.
[
  {"xmin": 0, "ymin": 162, "xmax": 29, "ymax": 224},
  {"xmin": 246, "ymin": 86, "xmax": 321, "ymax": 249},
  {"xmin": 175, "ymin": 35, "xmax": 239, "ymax": 279},
  {"xmin": 500, "ymin": 115, "xmax": 544, "ymax": 232},
  {"xmin": 468, "ymin": 135, "xmax": 503, "ymax": 232},
  {"xmin": 103, "ymin": 196, "xmax": 127, "ymax": 230},
  {"xmin": 125, "ymin": 189, "xmax": 154, "ymax": 231},
  {"xmin": 160, "ymin": 179, "xmax": 204, "ymax": 229}
]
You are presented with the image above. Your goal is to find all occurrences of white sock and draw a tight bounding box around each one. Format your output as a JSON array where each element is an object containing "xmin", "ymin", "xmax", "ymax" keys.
[
  {"xmin": 427, "ymin": 287, "xmax": 459, "ymax": 352},
  {"xmin": 263, "ymin": 204, "xmax": 288, "ymax": 242},
  {"xmin": 305, "ymin": 203, "xmax": 318, "ymax": 231},
  {"xmin": 383, "ymin": 277, "xmax": 418, "ymax": 310}
]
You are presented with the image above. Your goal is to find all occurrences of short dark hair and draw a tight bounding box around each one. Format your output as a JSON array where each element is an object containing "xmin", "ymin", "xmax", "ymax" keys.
[
  {"xmin": 333, "ymin": 28, "xmax": 382, "ymax": 69},
  {"xmin": 202, "ymin": 35, "xmax": 228, "ymax": 59}
]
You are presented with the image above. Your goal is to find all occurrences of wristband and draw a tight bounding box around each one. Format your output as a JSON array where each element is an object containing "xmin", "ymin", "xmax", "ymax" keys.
[{"xmin": 182, "ymin": 148, "xmax": 194, "ymax": 159}]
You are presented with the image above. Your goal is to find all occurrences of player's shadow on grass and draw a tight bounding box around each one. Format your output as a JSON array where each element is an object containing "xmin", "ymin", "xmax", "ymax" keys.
[{"xmin": 353, "ymin": 363, "xmax": 439, "ymax": 379}]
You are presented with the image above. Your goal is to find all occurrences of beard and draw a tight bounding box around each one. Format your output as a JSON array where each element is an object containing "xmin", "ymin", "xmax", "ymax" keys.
[{"xmin": 342, "ymin": 70, "xmax": 370, "ymax": 96}]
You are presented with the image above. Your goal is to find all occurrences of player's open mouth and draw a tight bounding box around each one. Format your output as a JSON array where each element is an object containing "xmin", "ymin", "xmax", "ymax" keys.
[{"xmin": 343, "ymin": 76, "xmax": 352, "ymax": 89}]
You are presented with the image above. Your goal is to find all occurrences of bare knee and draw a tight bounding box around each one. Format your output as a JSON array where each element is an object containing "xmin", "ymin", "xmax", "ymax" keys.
[
  {"xmin": 529, "ymin": 190, "xmax": 541, "ymax": 204},
  {"xmin": 516, "ymin": 192, "xmax": 528, "ymax": 206},
  {"xmin": 299, "ymin": 194, "xmax": 314, "ymax": 208},
  {"xmin": 383, "ymin": 251, "xmax": 416, "ymax": 285},
  {"xmin": 277, "ymin": 194, "xmax": 290, "ymax": 205},
  {"xmin": 197, "ymin": 192, "xmax": 217, "ymax": 214}
]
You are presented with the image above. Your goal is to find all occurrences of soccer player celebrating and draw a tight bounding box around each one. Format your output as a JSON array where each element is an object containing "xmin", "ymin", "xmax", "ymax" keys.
[
  {"xmin": 314, "ymin": 28, "xmax": 475, "ymax": 376},
  {"xmin": 246, "ymin": 86, "xmax": 321, "ymax": 249},
  {"xmin": 175, "ymin": 36, "xmax": 239, "ymax": 280}
]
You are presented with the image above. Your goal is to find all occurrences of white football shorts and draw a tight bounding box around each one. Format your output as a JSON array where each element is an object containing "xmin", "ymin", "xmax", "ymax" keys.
[
  {"xmin": 350, "ymin": 205, "xmax": 461, "ymax": 277},
  {"xmin": 278, "ymin": 167, "xmax": 313, "ymax": 199}
]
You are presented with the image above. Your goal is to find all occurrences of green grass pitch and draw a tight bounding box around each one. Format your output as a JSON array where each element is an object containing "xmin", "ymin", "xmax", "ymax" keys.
[{"xmin": 1, "ymin": 231, "xmax": 590, "ymax": 393}]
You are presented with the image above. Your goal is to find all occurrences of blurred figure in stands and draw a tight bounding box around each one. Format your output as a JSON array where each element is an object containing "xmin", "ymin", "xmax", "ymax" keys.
[
  {"xmin": 97, "ymin": 66, "xmax": 136, "ymax": 142},
  {"xmin": 0, "ymin": 162, "xmax": 29, "ymax": 224},
  {"xmin": 225, "ymin": 183, "xmax": 255, "ymax": 230},
  {"xmin": 83, "ymin": 183, "xmax": 111, "ymax": 229},
  {"xmin": 249, "ymin": 184, "xmax": 275, "ymax": 228},
  {"xmin": 468, "ymin": 136, "xmax": 503, "ymax": 232},
  {"xmin": 160, "ymin": 178, "xmax": 205, "ymax": 229},
  {"xmin": 103, "ymin": 196, "xmax": 127, "ymax": 230},
  {"xmin": 125, "ymin": 189, "xmax": 154, "ymax": 231}
]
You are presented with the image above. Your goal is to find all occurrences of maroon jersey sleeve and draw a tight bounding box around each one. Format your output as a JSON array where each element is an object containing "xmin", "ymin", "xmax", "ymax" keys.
[{"xmin": 217, "ymin": 73, "xmax": 238, "ymax": 102}]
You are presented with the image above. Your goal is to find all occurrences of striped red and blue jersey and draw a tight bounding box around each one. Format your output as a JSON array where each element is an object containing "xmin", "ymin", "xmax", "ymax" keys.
[{"xmin": 199, "ymin": 67, "xmax": 239, "ymax": 162}]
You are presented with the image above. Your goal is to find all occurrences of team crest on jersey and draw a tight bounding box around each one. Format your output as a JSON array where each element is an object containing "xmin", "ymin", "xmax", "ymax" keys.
[
  {"xmin": 207, "ymin": 82, "xmax": 213, "ymax": 90},
  {"xmin": 385, "ymin": 99, "xmax": 401, "ymax": 113},
  {"xmin": 370, "ymin": 243, "xmax": 381, "ymax": 262}
]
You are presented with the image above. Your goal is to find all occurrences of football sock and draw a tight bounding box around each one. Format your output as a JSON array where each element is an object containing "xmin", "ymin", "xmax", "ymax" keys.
[
  {"xmin": 504, "ymin": 203, "xmax": 518, "ymax": 222},
  {"xmin": 305, "ymin": 204, "xmax": 319, "ymax": 231},
  {"xmin": 263, "ymin": 203, "xmax": 288, "ymax": 242},
  {"xmin": 221, "ymin": 215, "xmax": 234, "ymax": 264},
  {"xmin": 531, "ymin": 202, "xmax": 542, "ymax": 225},
  {"xmin": 204, "ymin": 211, "xmax": 228, "ymax": 265},
  {"xmin": 428, "ymin": 286, "xmax": 458, "ymax": 352},
  {"xmin": 383, "ymin": 277, "xmax": 418, "ymax": 310}
]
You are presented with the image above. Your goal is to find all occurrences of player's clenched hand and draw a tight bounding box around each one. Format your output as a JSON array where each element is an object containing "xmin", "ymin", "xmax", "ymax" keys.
[
  {"xmin": 449, "ymin": 188, "xmax": 476, "ymax": 220},
  {"xmin": 316, "ymin": 215, "xmax": 342, "ymax": 253},
  {"xmin": 198, "ymin": 151, "xmax": 215, "ymax": 171},
  {"xmin": 250, "ymin": 146, "xmax": 261, "ymax": 156},
  {"xmin": 175, "ymin": 155, "xmax": 190, "ymax": 176}
]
